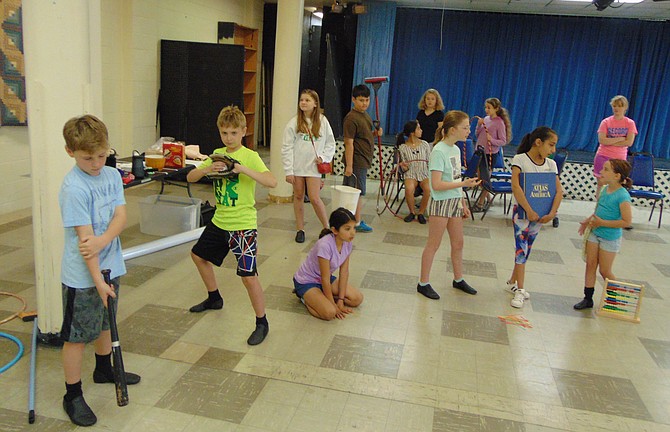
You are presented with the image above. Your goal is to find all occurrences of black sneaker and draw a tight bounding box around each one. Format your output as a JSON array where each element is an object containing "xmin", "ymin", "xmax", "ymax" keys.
[
  {"xmin": 247, "ymin": 323, "xmax": 269, "ymax": 345},
  {"xmin": 63, "ymin": 395, "xmax": 97, "ymax": 427},
  {"xmin": 404, "ymin": 213, "xmax": 415, "ymax": 223},
  {"xmin": 417, "ymin": 214, "xmax": 427, "ymax": 224},
  {"xmin": 417, "ymin": 283, "xmax": 440, "ymax": 300},
  {"xmin": 452, "ymin": 280, "xmax": 477, "ymax": 295},
  {"xmin": 189, "ymin": 298, "xmax": 224, "ymax": 313},
  {"xmin": 93, "ymin": 369, "xmax": 142, "ymax": 385},
  {"xmin": 295, "ymin": 230, "xmax": 305, "ymax": 243},
  {"xmin": 573, "ymin": 298, "xmax": 594, "ymax": 310}
]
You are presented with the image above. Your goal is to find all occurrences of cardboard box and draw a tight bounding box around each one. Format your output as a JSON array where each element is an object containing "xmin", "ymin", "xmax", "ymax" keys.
[{"xmin": 163, "ymin": 142, "xmax": 186, "ymax": 168}]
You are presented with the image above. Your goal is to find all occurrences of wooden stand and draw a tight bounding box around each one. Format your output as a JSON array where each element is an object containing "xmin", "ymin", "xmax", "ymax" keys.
[
  {"xmin": 233, "ymin": 24, "xmax": 258, "ymax": 149},
  {"xmin": 595, "ymin": 279, "xmax": 644, "ymax": 323}
]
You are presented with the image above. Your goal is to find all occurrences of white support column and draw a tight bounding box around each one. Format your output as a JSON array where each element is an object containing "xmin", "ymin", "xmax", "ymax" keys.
[
  {"xmin": 268, "ymin": 0, "xmax": 304, "ymax": 203},
  {"xmin": 23, "ymin": 0, "xmax": 103, "ymax": 335}
]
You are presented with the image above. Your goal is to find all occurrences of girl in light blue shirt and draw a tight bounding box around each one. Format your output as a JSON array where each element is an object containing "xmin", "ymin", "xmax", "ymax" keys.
[
  {"xmin": 575, "ymin": 159, "xmax": 633, "ymax": 310},
  {"xmin": 417, "ymin": 111, "xmax": 481, "ymax": 300}
]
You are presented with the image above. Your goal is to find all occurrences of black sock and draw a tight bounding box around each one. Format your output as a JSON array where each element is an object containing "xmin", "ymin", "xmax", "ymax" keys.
[
  {"xmin": 584, "ymin": 287, "xmax": 595, "ymax": 300},
  {"xmin": 256, "ymin": 314, "xmax": 268, "ymax": 327},
  {"xmin": 208, "ymin": 290, "xmax": 222, "ymax": 303},
  {"xmin": 95, "ymin": 352, "xmax": 113, "ymax": 378},
  {"xmin": 65, "ymin": 381, "xmax": 83, "ymax": 402}
]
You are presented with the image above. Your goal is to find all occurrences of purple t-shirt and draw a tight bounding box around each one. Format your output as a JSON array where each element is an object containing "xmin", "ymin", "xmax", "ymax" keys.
[{"xmin": 294, "ymin": 234, "xmax": 352, "ymax": 285}]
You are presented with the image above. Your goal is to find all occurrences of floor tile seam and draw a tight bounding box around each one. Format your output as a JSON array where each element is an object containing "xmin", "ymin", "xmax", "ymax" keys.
[{"xmin": 237, "ymin": 358, "xmax": 476, "ymax": 413}]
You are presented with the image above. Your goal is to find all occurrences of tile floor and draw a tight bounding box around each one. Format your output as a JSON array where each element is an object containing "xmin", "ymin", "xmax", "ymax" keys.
[{"xmin": 0, "ymin": 161, "xmax": 669, "ymax": 431}]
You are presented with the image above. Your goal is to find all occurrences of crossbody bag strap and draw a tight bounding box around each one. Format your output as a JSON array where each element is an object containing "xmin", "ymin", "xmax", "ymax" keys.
[{"xmin": 307, "ymin": 129, "xmax": 319, "ymax": 160}]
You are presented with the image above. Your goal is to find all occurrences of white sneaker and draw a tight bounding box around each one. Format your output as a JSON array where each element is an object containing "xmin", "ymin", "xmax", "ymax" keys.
[
  {"xmin": 511, "ymin": 290, "xmax": 526, "ymax": 308},
  {"xmin": 505, "ymin": 281, "xmax": 530, "ymax": 299}
]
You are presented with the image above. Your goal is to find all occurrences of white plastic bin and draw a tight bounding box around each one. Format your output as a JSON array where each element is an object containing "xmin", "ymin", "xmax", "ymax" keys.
[
  {"xmin": 139, "ymin": 195, "xmax": 202, "ymax": 236},
  {"xmin": 331, "ymin": 185, "xmax": 361, "ymax": 214}
]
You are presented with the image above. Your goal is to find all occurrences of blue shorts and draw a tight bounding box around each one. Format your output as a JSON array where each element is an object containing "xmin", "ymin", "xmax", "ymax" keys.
[
  {"xmin": 587, "ymin": 231, "xmax": 621, "ymax": 253},
  {"xmin": 343, "ymin": 167, "xmax": 367, "ymax": 196},
  {"xmin": 293, "ymin": 275, "xmax": 337, "ymax": 298}
]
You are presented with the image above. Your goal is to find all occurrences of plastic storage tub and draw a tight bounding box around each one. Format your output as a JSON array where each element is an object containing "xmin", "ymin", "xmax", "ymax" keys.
[{"xmin": 139, "ymin": 195, "xmax": 202, "ymax": 236}]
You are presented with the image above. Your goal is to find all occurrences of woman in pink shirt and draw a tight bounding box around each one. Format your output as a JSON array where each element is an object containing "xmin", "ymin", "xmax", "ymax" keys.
[{"xmin": 594, "ymin": 95, "xmax": 637, "ymax": 188}]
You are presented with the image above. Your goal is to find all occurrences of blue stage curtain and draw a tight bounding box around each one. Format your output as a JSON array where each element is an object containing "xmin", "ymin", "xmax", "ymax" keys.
[
  {"xmin": 352, "ymin": 1, "xmax": 396, "ymax": 132},
  {"xmin": 387, "ymin": 9, "xmax": 670, "ymax": 159}
]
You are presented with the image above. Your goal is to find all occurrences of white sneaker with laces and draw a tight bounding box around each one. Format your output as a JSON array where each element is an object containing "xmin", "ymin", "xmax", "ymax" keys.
[
  {"xmin": 505, "ymin": 281, "xmax": 530, "ymax": 299},
  {"xmin": 511, "ymin": 290, "xmax": 526, "ymax": 308}
]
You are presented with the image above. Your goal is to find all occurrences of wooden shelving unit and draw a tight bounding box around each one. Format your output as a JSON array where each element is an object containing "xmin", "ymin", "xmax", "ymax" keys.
[{"xmin": 233, "ymin": 24, "xmax": 258, "ymax": 149}]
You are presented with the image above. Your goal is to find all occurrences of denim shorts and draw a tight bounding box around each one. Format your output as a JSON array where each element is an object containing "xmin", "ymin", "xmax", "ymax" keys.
[
  {"xmin": 587, "ymin": 231, "xmax": 621, "ymax": 253},
  {"xmin": 293, "ymin": 275, "xmax": 337, "ymax": 298}
]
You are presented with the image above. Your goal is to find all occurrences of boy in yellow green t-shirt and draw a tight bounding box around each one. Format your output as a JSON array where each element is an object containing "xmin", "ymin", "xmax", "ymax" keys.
[{"xmin": 186, "ymin": 105, "xmax": 277, "ymax": 345}]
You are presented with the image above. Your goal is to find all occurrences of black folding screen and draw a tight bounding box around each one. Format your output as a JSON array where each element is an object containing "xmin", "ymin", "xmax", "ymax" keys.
[{"xmin": 159, "ymin": 40, "xmax": 244, "ymax": 155}]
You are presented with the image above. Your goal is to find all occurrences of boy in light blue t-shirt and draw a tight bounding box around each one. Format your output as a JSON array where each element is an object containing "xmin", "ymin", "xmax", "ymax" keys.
[{"xmin": 59, "ymin": 115, "xmax": 140, "ymax": 427}]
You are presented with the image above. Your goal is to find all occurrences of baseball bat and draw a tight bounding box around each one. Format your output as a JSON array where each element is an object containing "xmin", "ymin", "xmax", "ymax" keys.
[{"xmin": 102, "ymin": 269, "xmax": 129, "ymax": 406}]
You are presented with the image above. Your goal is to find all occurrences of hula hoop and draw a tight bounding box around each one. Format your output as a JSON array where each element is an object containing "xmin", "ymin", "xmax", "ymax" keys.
[
  {"xmin": 0, "ymin": 291, "xmax": 27, "ymax": 325},
  {"xmin": 376, "ymin": 156, "xmax": 429, "ymax": 217},
  {"xmin": 0, "ymin": 332, "xmax": 24, "ymax": 374}
]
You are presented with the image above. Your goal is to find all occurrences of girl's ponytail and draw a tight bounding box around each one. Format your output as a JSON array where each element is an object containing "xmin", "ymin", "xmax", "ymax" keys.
[
  {"xmin": 500, "ymin": 107, "xmax": 512, "ymax": 143},
  {"xmin": 434, "ymin": 110, "xmax": 468, "ymax": 145},
  {"xmin": 516, "ymin": 126, "xmax": 557, "ymax": 154},
  {"xmin": 485, "ymin": 98, "xmax": 512, "ymax": 143},
  {"xmin": 396, "ymin": 120, "xmax": 419, "ymax": 147},
  {"xmin": 608, "ymin": 159, "xmax": 633, "ymax": 190},
  {"xmin": 319, "ymin": 207, "xmax": 356, "ymax": 239}
]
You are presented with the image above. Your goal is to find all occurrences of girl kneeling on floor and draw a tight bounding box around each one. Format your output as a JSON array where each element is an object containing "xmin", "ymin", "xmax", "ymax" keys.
[{"xmin": 293, "ymin": 207, "xmax": 364, "ymax": 320}]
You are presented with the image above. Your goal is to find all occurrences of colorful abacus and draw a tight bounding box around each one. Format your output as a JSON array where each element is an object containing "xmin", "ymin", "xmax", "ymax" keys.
[{"xmin": 596, "ymin": 279, "xmax": 644, "ymax": 323}]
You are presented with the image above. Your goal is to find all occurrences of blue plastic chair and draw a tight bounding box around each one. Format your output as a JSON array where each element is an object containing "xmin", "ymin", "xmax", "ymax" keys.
[
  {"xmin": 461, "ymin": 148, "xmax": 482, "ymax": 220},
  {"xmin": 490, "ymin": 151, "xmax": 511, "ymax": 181},
  {"xmin": 478, "ymin": 151, "xmax": 513, "ymax": 220},
  {"xmin": 629, "ymin": 152, "xmax": 664, "ymax": 228}
]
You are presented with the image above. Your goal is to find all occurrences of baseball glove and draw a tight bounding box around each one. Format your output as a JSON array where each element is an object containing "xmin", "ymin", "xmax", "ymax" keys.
[{"xmin": 206, "ymin": 153, "xmax": 239, "ymax": 180}]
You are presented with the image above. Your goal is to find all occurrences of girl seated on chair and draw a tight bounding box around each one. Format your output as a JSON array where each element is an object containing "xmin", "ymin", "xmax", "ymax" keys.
[
  {"xmin": 396, "ymin": 120, "xmax": 432, "ymax": 224},
  {"xmin": 292, "ymin": 208, "xmax": 364, "ymax": 320}
]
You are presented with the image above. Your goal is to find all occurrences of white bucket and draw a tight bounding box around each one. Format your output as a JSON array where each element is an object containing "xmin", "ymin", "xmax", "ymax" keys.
[{"xmin": 331, "ymin": 185, "xmax": 361, "ymax": 214}]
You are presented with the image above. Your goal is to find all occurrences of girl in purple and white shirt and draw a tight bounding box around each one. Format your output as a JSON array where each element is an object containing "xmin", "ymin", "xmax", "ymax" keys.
[
  {"xmin": 473, "ymin": 97, "xmax": 513, "ymax": 210},
  {"xmin": 293, "ymin": 207, "xmax": 364, "ymax": 320}
]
